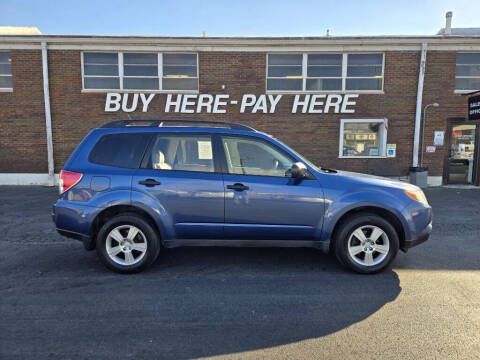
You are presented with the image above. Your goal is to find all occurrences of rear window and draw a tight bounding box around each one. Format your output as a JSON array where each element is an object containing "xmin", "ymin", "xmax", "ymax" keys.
[{"xmin": 89, "ymin": 133, "xmax": 151, "ymax": 168}]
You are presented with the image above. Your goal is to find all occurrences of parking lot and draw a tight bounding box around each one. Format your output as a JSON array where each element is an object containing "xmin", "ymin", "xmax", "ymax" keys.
[{"xmin": 0, "ymin": 186, "xmax": 479, "ymax": 359}]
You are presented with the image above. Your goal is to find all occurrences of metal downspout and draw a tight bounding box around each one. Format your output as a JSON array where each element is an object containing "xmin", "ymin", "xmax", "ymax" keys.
[
  {"xmin": 412, "ymin": 42, "xmax": 428, "ymax": 168},
  {"xmin": 41, "ymin": 41, "xmax": 55, "ymax": 185}
]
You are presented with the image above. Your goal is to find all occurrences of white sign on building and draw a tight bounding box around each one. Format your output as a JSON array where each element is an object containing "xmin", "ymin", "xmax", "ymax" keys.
[{"xmin": 104, "ymin": 93, "xmax": 359, "ymax": 114}]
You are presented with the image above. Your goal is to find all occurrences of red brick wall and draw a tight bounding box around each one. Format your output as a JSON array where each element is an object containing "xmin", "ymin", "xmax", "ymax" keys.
[
  {"xmin": 0, "ymin": 50, "xmax": 48, "ymax": 173},
  {"xmin": 0, "ymin": 48, "xmax": 468, "ymax": 177},
  {"xmin": 422, "ymin": 51, "xmax": 467, "ymax": 176}
]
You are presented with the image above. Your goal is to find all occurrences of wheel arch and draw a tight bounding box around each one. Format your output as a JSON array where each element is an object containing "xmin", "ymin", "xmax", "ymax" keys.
[
  {"xmin": 90, "ymin": 205, "xmax": 163, "ymax": 249},
  {"xmin": 330, "ymin": 206, "xmax": 406, "ymax": 251}
]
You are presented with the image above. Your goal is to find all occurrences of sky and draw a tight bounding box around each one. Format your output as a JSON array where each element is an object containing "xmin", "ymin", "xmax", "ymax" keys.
[{"xmin": 1, "ymin": 0, "xmax": 479, "ymax": 37}]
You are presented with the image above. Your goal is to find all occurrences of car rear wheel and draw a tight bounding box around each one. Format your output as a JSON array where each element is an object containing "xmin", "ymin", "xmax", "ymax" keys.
[
  {"xmin": 96, "ymin": 213, "xmax": 160, "ymax": 273},
  {"xmin": 334, "ymin": 213, "xmax": 399, "ymax": 274}
]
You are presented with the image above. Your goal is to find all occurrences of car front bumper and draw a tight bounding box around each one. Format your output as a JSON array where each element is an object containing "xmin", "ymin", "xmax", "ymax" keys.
[{"xmin": 401, "ymin": 221, "xmax": 432, "ymax": 251}]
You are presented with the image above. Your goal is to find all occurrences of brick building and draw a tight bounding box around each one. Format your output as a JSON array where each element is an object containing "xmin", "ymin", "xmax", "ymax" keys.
[{"xmin": 1, "ymin": 29, "xmax": 479, "ymax": 186}]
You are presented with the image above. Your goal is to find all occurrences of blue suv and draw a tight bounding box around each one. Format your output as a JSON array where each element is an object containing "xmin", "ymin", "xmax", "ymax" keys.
[{"xmin": 53, "ymin": 120, "xmax": 432, "ymax": 274}]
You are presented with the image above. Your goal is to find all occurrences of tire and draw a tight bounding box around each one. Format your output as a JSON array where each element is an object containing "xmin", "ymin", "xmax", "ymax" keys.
[
  {"xmin": 333, "ymin": 213, "xmax": 399, "ymax": 274},
  {"xmin": 96, "ymin": 213, "xmax": 161, "ymax": 274}
]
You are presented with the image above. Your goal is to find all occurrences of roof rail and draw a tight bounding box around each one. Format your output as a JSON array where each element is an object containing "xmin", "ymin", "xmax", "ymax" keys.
[{"xmin": 101, "ymin": 119, "xmax": 256, "ymax": 131}]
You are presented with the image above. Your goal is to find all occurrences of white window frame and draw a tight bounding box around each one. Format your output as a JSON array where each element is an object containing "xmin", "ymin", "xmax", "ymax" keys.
[
  {"xmin": 81, "ymin": 51, "xmax": 199, "ymax": 93},
  {"xmin": 266, "ymin": 52, "xmax": 385, "ymax": 94},
  {"xmin": 454, "ymin": 52, "xmax": 480, "ymax": 94},
  {"xmin": 162, "ymin": 53, "xmax": 199, "ymax": 92},
  {"xmin": 0, "ymin": 51, "xmax": 13, "ymax": 92},
  {"xmin": 81, "ymin": 51, "xmax": 120, "ymax": 91},
  {"xmin": 122, "ymin": 52, "xmax": 159, "ymax": 90},
  {"xmin": 339, "ymin": 118, "xmax": 388, "ymax": 158}
]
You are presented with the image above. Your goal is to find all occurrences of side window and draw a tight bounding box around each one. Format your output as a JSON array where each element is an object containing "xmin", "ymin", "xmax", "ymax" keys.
[
  {"xmin": 89, "ymin": 133, "xmax": 151, "ymax": 168},
  {"xmin": 144, "ymin": 134, "xmax": 214, "ymax": 173},
  {"xmin": 221, "ymin": 136, "xmax": 295, "ymax": 177},
  {"xmin": 0, "ymin": 52, "xmax": 12, "ymax": 90}
]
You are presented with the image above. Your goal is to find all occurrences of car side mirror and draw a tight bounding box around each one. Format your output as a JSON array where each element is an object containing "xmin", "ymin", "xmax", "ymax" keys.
[{"xmin": 290, "ymin": 162, "xmax": 308, "ymax": 179}]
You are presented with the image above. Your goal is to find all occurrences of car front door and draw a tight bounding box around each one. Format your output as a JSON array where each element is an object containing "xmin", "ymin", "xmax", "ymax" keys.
[
  {"xmin": 132, "ymin": 133, "xmax": 224, "ymax": 240},
  {"xmin": 219, "ymin": 135, "xmax": 325, "ymax": 241}
]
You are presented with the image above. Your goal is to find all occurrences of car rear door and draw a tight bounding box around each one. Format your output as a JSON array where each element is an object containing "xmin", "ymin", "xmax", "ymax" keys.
[
  {"xmin": 219, "ymin": 135, "xmax": 325, "ymax": 240},
  {"xmin": 132, "ymin": 132, "xmax": 225, "ymax": 240}
]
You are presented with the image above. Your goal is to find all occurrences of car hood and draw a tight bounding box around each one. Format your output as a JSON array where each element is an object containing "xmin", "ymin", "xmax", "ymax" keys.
[{"xmin": 322, "ymin": 169, "xmax": 421, "ymax": 191}]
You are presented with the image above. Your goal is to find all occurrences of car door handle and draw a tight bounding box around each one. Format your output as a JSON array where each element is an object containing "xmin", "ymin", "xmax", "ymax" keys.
[
  {"xmin": 227, "ymin": 183, "xmax": 249, "ymax": 191},
  {"xmin": 138, "ymin": 179, "xmax": 161, "ymax": 187}
]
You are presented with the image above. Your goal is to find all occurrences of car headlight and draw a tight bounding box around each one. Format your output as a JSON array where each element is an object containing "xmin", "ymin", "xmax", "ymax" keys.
[{"xmin": 404, "ymin": 189, "xmax": 429, "ymax": 206}]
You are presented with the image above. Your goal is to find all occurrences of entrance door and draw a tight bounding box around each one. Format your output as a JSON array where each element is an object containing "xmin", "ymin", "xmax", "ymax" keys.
[{"xmin": 447, "ymin": 124, "xmax": 477, "ymax": 184}]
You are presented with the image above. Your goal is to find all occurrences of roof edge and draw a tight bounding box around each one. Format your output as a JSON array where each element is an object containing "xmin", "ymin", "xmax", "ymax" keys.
[{"xmin": 1, "ymin": 34, "xmax": 480, "ymax": 46}]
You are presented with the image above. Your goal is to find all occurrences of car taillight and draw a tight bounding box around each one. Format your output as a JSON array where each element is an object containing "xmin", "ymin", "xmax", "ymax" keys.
[{"xmin": 59, "ymin": 170, "xmax": 83, "ymax": 194}]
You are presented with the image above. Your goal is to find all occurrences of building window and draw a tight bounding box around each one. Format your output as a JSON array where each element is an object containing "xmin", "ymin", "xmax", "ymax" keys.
[
  {"xmin": 455, "ymin": 53, "xmax": 480, "ymax": 91},
  {"xmin": 163, "ymin": 54, "xmax": 198, "ymax": 91},
  {"xmin": 0, "ymin": 52, "xmax": 12, "ymax": 90},
  {"xmin": 82, "ymin": 52, "xmax": 198, "ymax": 91},
  {"xmin": 346, "ymin": 54, "xmax": 384, "ymax": 91},
  {"xmin": 266, "ymin": 54, "xmax": 303, "ymax": 91},
  {"xmin": 306, "ymin": 54, "xmax": 342, "ymax": 91},
  {"xmin": 83, "ymin": 53, "xmax": 120, "ymax": 90},
  {"xmin": 123, "ymin": 53, "xmax": 159, "ymax": 90},
  {"xmin": 267, "ymin": 53, "xmax": 384, "ymax": 93},
  {"xmin": 339, "ymin": 119, "xmax": 387, "ymax": 158}
]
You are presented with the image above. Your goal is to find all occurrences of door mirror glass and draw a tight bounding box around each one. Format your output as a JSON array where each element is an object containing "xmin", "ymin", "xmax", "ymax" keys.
[{"xmin": 289, "ymin": 162, "xmax": 308, "ymax": 178}]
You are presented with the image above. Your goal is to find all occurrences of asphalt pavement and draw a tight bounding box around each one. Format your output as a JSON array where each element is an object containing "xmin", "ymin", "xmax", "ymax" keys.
[{"xmin": 0, "ymin": 186, "xmax": 479, "ymax": 359}]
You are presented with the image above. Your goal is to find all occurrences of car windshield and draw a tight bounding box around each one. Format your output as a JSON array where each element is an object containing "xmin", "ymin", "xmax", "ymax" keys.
[{"xmin": 270, "ymin": 136, "xmax": 321, "ymax": 172}]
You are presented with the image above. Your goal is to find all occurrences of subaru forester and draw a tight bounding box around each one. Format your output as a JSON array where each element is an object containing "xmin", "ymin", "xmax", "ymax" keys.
[{"xmin": 53, "ymin": 120, "xmax": 432, "ymax": 274}]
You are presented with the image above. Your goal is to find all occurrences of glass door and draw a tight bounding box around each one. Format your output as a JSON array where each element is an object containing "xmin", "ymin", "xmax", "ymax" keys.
[{"xmin": 447, "ymin": 124, "xmax": 477, "ymax": 184}]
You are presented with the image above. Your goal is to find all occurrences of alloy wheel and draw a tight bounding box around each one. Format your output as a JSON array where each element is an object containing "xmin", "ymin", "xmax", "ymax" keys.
[
  {"xmin": 105, "ymin": 225, "xmax": 148, "ymax": 266},
  {"xmin": 347, "ymin": 225, "xmax": 390, "ymax": 267}
]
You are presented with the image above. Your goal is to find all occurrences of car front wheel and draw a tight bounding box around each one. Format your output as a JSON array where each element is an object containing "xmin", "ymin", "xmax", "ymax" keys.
[
  {"xmin": 96, "ymin": 213, "xmax": 161, "ymax": 273},
  {"xmin": 334, "ymin": 213, "xmax": 399, "ymax": 274}
]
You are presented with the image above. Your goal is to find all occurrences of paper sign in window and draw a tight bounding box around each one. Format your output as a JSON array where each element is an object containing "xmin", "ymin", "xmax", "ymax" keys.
[{"xmin": 198, "ymin": 141, "xmax": 213, "ymax": 159}]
